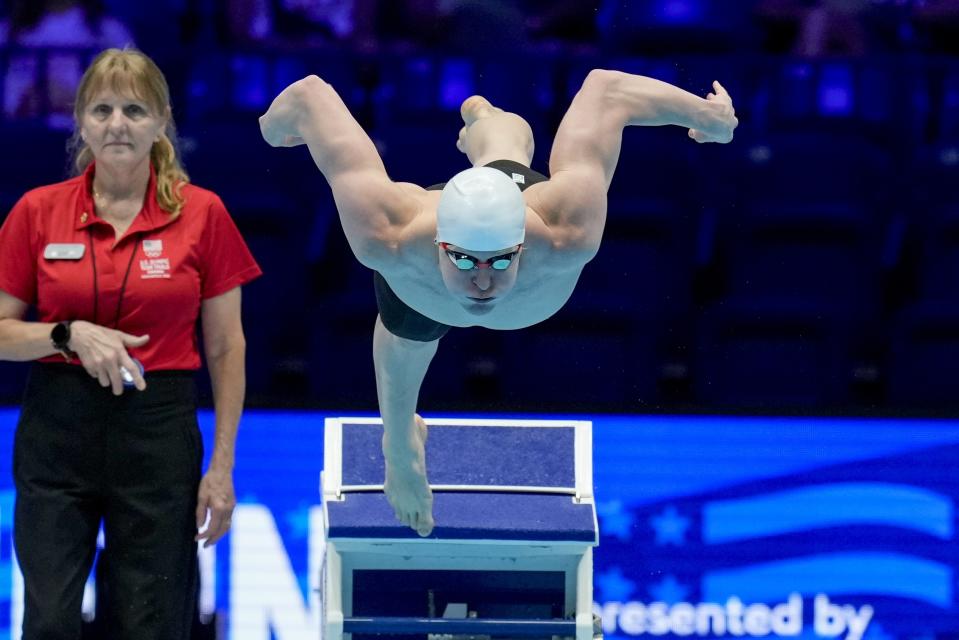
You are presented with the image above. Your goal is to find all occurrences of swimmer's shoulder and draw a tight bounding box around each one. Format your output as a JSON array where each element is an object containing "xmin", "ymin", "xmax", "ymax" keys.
[
  {"xmin": 372, "ymin": 204, "xmax": 439, "ymax": 280},
  {"xmin": 521, "ymin": 177, "xmax": 605, "ymax": 263}
]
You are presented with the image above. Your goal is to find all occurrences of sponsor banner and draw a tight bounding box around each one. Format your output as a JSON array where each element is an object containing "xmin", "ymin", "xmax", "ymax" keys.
[{"xmin": 0, "ymin": 411, "xmax": 955, "ymax": 640}]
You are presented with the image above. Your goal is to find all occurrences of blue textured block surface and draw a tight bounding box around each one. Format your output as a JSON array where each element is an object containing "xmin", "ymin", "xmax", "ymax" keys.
[
  {"xmin": 327, "ymin": 492, "xmax": 595, "ymax": 542},
  {"xmin": 340, "ymin": 423, "xmax": 576, "ymax": 488}
]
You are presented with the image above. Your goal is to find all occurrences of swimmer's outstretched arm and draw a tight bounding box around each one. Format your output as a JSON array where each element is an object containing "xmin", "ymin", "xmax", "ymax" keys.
[
  {"xmin": 259, "ymin": 75, "xmax": 422, "ymax": 270},
  {"xmin": 373, "ymin": 317, "xmax": 438, "ymax": 537},
  {"xmin": 531, "ymin": 69, "xmax": 738, "ymax": 258}
]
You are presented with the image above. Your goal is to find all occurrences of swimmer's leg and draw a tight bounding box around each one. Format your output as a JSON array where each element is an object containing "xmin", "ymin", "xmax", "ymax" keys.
[
  {"xmin": 457, "ymin": 96, "xmax": 535, "ymax": 168},
  {"xmin": 374, "ymin": 316, "xmax": 437, "ymax": 537}
]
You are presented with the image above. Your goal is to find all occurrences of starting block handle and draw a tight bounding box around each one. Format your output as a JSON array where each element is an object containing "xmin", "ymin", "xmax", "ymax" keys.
[{"xmin": 343, "ymin": 616, "xmax": 577, "ymax": 636}]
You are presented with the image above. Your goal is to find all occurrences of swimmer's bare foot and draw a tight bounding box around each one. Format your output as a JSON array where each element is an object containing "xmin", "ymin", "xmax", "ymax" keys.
[
  {"xmin": 456, "ymin": 95, "xmax": 534, "ymax": 166},
  {"xmin": 383, "ymin": 414, "xmax": 434, "ymax": 537},
  {"xmin": 457, "ymin": 95, "xmax": 503, "ymax": 154}
]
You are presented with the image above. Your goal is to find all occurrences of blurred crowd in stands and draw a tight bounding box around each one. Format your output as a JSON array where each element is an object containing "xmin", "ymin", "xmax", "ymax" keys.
[
  {"xmin": 2, "ymin": 1, "xmax": 959, "ymax": 56},
  {"xmin": 0, "ymin": 0, "xmax": 958, "ymax": 414}
]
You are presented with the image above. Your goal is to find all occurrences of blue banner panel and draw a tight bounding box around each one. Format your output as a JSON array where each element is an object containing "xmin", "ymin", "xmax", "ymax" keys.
[{"xmin": 0, "ymin": 409, "xmax": 955, "ymax": 640}]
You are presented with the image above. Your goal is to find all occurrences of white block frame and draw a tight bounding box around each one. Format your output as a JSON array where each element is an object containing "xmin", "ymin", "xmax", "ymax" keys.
[{"xmin": 321, "ymin": 417, "xmax": 598, "ymax": 640}]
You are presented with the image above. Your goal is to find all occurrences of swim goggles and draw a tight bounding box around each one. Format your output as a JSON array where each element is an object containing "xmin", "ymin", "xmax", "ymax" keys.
[{"xmin": 439, "ymin": 242, "xmax": 522, "ymax": 271}]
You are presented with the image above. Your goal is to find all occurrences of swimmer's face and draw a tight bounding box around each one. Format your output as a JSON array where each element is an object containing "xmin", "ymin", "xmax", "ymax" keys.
[{"xmin": 437, "ymin": 243, "xmax": 523, "ymax": 315}]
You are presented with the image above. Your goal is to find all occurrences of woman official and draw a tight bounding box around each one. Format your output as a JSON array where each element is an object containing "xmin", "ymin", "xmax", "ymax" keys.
[{"xmin": 0, "ymin": 48, "xmax": 261, "ymax": 637}]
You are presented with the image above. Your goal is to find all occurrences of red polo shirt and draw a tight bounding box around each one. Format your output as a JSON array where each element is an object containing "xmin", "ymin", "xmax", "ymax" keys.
[{"xmin": 0, "ymin": 162, "xmax": 262, "ymax": 371}]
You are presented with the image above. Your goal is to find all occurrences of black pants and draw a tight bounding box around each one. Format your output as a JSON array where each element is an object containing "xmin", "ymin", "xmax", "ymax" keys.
[{"xmin": 13, "ymin": 363, "xmax": 202, "ymax": 640}]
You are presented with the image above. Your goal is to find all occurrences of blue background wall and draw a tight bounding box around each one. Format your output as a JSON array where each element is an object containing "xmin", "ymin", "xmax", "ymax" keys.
[{"xmin": 1, "ymin": 7, "xmax": 959, "ymax": 413}]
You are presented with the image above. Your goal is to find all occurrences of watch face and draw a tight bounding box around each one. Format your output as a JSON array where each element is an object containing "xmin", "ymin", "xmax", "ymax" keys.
[{"xmin": 51, "ymin": 321, "xmax": 70, "ymax": 348}]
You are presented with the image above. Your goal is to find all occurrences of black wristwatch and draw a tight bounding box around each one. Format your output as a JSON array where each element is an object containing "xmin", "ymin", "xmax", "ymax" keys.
[{"xmin": 50, "ymin": 320, "xmax": 74, "ymax": 361}]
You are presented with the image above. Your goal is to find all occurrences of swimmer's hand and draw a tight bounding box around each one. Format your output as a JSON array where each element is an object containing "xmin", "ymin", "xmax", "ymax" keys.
[
  {"xmin": 383, "ymin": 414, "xmax": 435, "ymax": 537},
  {"xmin": 688, "ymin": 81, "xmax": 738, "ymax": 144},
  {"xmin": 259, "ymin": 76, "xmax": 323, "ymax": 147}
]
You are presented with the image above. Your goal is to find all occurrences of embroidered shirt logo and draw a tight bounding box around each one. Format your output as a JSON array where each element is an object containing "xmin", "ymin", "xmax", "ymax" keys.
[
  {"xmin": 143, "ymin": 239, "xmax": 163, "ymax": 258},
  {"xmin": 140, "ymin": 239, "xmax": 170, "ymax": 279}
]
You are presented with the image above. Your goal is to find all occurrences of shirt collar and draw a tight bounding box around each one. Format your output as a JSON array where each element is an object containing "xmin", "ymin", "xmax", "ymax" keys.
[{"xmin": 75, "ymin": 161, "xmax": 176, "ymax": 235}]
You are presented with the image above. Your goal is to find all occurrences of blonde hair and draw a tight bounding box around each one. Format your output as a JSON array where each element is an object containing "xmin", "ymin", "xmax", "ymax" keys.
[{"xmin": 70, "ymin": 48, "xmax": 189, "ymax": 217}]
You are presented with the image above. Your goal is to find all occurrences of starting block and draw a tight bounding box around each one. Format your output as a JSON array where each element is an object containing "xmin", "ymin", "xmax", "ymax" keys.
[{"xmin": 321, "ymin": 417, "xmax": 599, "ymax": 640}]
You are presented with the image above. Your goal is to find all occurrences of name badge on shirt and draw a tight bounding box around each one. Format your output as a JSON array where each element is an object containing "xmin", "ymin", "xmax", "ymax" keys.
[{"xmin": 43, "ymin": 243, "xmax": 86, "ymax": 260}]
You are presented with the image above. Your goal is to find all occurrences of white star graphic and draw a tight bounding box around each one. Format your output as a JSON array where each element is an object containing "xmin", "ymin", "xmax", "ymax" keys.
[{"xmin": 650, "ymin": 505, "xmax": 691, "ymax": 546}]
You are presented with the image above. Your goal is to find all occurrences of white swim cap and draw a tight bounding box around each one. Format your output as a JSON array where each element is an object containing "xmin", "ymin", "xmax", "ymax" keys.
[{"xmin": 436, "ymin": 167, "xmax": 526, "ymax": 252}]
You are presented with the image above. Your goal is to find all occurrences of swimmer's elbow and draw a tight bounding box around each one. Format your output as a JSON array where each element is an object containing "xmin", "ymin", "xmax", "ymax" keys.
[
  {"xmin": 584, "ymin": 68, "xmax": 673, "ymax": 127},
  {"xmin": 582, "ymin": 69, "xmax": 631, "ymax": 112},
  {"xmin": 582, "ymin": 69, "xmax": 620, "ymax": 95}
]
